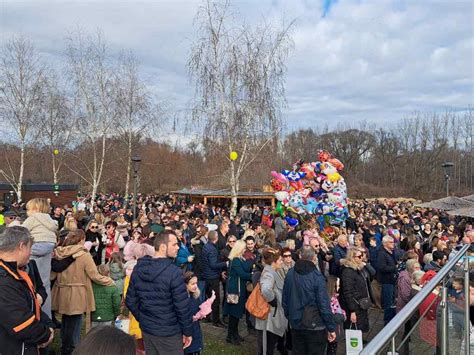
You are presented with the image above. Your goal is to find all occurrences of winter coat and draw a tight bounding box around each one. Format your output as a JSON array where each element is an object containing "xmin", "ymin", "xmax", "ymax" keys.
[
  {"xmin": 109, "ymin": 262, "xmax": 125, "ymax": 294},
  {"xmin": 229, "ymin": 223, "xmax": 244, "ymax": 239},
  {"xmin": 123, "ymin": 240, "xmax": 154, "ymax": 262},
  {"xmin": 273, "ymin": 216, "xmax": 286, "ymax": 241},
  {"xmin": 282, "ymin": 259, "xmax": 336, "ymax": 332},
  {"xmin": 102, "ymin": 231, "xmax": 125, "ymax": 260},
  {"xmin": 424, "ymin": 261, "xmax": 441, "ymax": 272},
  {"xmin": 191, "ymin": 237, "xmax": 206, "ymax": 280},
  {"xmin": 23, "ymin": 260, "xmax": 47, "ymax": 307},
  {"xmin": 185, "ymin": 295, "xmax": 204, "ymax": 354},
  {"xmin": 368, "ymin": 246, "xmax": 379, "ymax": 269},
  {"xmin": 123, "ymin": 275, "xmax": 141, "ymax": 339},
  {"xmin": 85, "ymin": 230, "xmax": 103, "ymax": 264},
  {"xmin": 329, "ymin": 244, "xmax": 347, "ymax": 277},
  {"xmin": 0, "ymin": 260, "xmax": 52, "ymax": 355},
  {"xmin": 22, "ymin": 213, "xmax": 57, "ymax": 244},
  {"xmin": 216, "ymin": 230, "xmax": 227, "ymax": 251},
  {"xmin": 255, "ymin": 265, "xmax": 288, "ymax": 337},
  {"xmin": 223, "ymin": 257, "xmax": 252, "ymax": 319},
  {"xmin": 201, "ymin": 242, "xmax": 226, "ymax": 280},
  {"xmin": 91, "ymin": 282, "xmax": 121, "ymax": 322},
  {"xmin": 51, "ymin": 244, "xmax": 114, "ymax": 315},
  {"xmin": 396, "ymin": 270, "xmax": 412, "ymax": 313},
  {"xmin": 220, "ymin": 245, "xmax": 232, "ymax": 263},
  {"xmin": 419, "ymin": 290, "xmax": 440, "ymax": 347},
  {"xmin": 376, "ymin": 247, "xmax": 398, "ymax": 285},
  {"xmin": 339, "ymin": 260, "xmax": 370, "ymax": 332},
  {"xmin": 277, "ymin": 260, "xmax": 295, "ymax": 280},
  {"xmin": 125, "ymin": 256, "xmax": 193, "ymax": 337},
  {"xmin": 175, "ymin": 242, "xmax": 193, "ymax": 271}
]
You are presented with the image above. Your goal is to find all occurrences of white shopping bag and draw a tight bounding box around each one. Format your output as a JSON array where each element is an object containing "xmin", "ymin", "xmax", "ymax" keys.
[
  {"xmin": 346, "ymin": 325, "xmax": 363, "ymax": 354},
  {"xmin": 114, "ymin": 316, "xmax": 130, "ymax": 334}
]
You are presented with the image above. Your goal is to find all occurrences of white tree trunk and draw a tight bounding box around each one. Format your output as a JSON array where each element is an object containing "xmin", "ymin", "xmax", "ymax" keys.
[
  {"xmin": 230, "ymin": 159, "xmax": 238, "ymax": 217},
  {"xmin": 124, "ymin": 131, "xmax": 132, "ymax": 197},
  {"xmin": 52, "ymin": 153, "xmax": 58, "ymax": 185},
  {"xmin": 17, "ymin": 142, "xmax": 25, "ymax": 202}
]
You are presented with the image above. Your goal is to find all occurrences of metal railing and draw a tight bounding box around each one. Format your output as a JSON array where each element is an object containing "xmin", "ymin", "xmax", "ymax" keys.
[{"xmin": 361, "ymin": 243, "xmax": 471, "ymax": 355}]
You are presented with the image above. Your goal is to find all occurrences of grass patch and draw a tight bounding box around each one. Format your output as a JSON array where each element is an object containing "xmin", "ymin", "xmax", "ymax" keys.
[{"xmin": 50, "ymin": 316, "xmax": 253, "ymax": 354}]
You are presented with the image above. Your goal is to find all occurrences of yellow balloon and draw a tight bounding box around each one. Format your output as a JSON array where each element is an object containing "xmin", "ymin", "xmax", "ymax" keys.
[
  {"xmin": 229, "ymin": 151, "xmax": 238, "ymax": 161},
  {"xmin": 53, "ymin": 149, "xmax": 59, "ymax": 155},
  {"xmin": 327, "ymin": 172, "xmax": 341, "ymax": 182}
]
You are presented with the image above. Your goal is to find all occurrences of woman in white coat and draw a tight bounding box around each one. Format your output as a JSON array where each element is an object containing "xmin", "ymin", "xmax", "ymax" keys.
[
  {"xmin": 255, "ymin": 248, "xmax": 288, "ymax": 355},
  {"xmin": 22, "ymin": 198, "xmax": 58, "ymax": 318}
]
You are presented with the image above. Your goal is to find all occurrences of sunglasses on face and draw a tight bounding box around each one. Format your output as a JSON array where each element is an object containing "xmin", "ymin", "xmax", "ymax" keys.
[
  {"xmin": 355, "ymin": 255, "xmax": 363, "ymax": 259},
  {"xmin": 90, "ymin": 226, "xmax": 98, "ymax": 229},
  {"xmin": 228, "ymin": 240, "xmax": 237, "ymax": 243},
  {"xmin": 107, "ymin": 225, "xmax": 114, "ymax": 229},
  {"xmin": 283, "ymin": 254, "xmax": 292, "ymax": 258}
]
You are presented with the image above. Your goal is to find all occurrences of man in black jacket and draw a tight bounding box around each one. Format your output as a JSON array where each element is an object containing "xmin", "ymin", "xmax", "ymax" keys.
[
  {"xmin": 126, "ymin": 230, "xmax": 193, "ymax": 354},
  {"xmin": 0, "ymin": 226, "xmax": 54, "ymax": 355},
  {"xmin": 282, "ymin": 246, "xmax": 336, "ymax": 354},
  {"xmin": 377, "ymin": 235, "xmax": 398, "ymax": 325},
  {"xmin": 201, "ymin": 231, "xmax": 227, "ymax": 327}
]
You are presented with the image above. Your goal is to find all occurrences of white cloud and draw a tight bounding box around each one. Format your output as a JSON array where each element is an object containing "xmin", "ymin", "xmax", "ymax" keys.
[{"xmin": 1, "ymin": 0, "xmax": 472, "ymax": 134}]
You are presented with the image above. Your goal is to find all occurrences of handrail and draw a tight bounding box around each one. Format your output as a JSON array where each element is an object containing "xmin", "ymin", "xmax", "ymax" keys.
[{"xmin": 361, "ymin": 243, "xmax": 471, "ymax": 354}]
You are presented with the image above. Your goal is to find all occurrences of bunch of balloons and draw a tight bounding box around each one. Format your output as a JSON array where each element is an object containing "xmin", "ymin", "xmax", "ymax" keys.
[{"xmin": 270, "ymin": 150, "xmax": 348, "ymax": 229}]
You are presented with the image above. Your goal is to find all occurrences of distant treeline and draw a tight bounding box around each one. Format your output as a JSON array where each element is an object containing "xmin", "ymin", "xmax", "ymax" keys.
[{"xmin": 2, "ymin": 110, "xmax": 472, "ymax": 201}]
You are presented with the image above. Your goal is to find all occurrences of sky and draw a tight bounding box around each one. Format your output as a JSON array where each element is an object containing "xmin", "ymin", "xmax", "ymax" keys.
[{"xmin": 1, "ymin": 0, "xmax": 473, "ymax": 136}]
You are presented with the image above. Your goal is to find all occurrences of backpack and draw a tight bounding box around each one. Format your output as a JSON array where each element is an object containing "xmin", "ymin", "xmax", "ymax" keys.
[{"xmin": 245, "ymin": 281, "xmax": 270, "ymax": 320}]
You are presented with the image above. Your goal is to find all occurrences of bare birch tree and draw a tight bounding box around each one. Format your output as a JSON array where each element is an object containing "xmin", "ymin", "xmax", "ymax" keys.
[
  {"xmin": 115, "ymin": 52, "xmax": 162, "ymax": 197},
  {"xmin": 37, "ymin": 73, "xmax": 75, "ymax": 184},
  {"xmin": 188, "ymin": 0, "xmax": 292, "ymax": 215},
  {"xmin": 65, "ymin": 30, "xmax": 119, "ymax": 200},
  {"xmin": 0, "ymin": 37, "xmax": 45, "ymax": 201}
]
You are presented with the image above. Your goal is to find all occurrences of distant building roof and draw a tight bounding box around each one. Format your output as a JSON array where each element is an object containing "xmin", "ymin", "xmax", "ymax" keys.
[
  {"xmin": 0, "ymin": 183, "xmax": 78, "ymax": 191},
  {"xmin": 417, "ymin": 196, "xmax": 474, "ymax": 211},
  {"xmin": 462, "ymin": 194, "xmax": 474, "ymax": 203},
  {"xmin": 447, "ymin": 207, "xmax": 474, "ymax": 218},
  {"xmin": 172, "ymin": 188, "xmax": 274, "ymax": 198}
]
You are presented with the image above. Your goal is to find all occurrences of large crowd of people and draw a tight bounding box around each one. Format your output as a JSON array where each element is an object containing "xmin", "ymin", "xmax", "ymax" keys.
[{"xmin": 0, "ymin": 194, "xmax": 473, "ymax": 355}]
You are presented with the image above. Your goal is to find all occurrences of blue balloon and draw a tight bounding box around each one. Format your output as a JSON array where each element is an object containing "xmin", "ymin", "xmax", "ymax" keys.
[{"xmin": 285, "ymin": 216, "xmax": 299, "ymax": 227}]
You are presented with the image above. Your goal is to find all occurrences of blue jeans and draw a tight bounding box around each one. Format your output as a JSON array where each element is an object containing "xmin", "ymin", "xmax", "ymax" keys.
[
  {"xmin": 198, "ymin": 280, "xmax": 206, "ymax": 303},
  {"xmin": 30, "ymin": 242, "xmax": 55, "ymax": 318},
  {"xmin": 381, "ymin": 283, "xmax": 396, "ymax": 325},
  {"xmin": 61, "ymin": 313, "xmax": 83, "ymax": 355}
]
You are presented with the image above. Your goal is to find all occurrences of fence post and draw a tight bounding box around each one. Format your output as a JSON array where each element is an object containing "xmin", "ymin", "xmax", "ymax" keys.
[
  {"xmin": 440, "ymin": 285, "xmax": 448, "ymax": 355},
  {"xmin": 464, "ymin": 256, "xmax": 471, "ymax": 355}
]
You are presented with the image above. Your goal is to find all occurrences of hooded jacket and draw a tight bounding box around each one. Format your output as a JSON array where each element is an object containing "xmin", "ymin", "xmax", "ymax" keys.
[
  {"xmin": 125, "ymin": 256, "xmax": 193, "ymax": 337},
  {"xmin": 339, "ymin": 258, "xmax": 370, "ymax": 314},
  {"xmin": 0, "ymin": 260, "xmax": 51, "ymax": 355},
  {"xmin": 282, "ymin": 259, "xmax": 336, "ymax": 332},
  {"xmin": 51, "ymin": 244, "xmax": 114, "ymax": 315},
  {"xmin": 22, "ymin": 213, "xmax": 57, "ymax": 244}
]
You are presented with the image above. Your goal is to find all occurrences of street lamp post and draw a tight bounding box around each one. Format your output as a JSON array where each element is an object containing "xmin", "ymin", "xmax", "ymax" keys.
[
  {"xmin": 131, "ymin": 155, "xmax": 142, "ymax": 220},
  {"xmin": 441, "ymin": 162, "xmax": 454, "ymax": 197}
]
